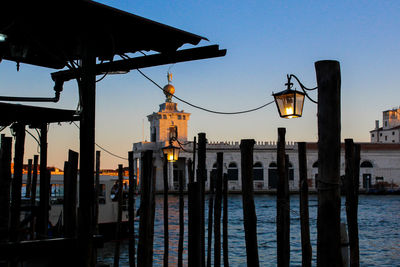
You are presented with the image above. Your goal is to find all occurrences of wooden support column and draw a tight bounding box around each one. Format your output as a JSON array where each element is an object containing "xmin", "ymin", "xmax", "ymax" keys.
[
  {"xmin": 114, "ymin": 164, "xmax": 124, "ymax": 267},
  {"xmin": 9, "ymin": 123, "xmax": 25, "ymax": 242},
  {"xmin": 206, "ymin": 168, "xmax": 215, "ymax": 267},
  {"xmin": 25, "ymin": 159, "xmax": 33, "ymax": 198},
  {"xmin": 197, "ymin": 133, "xmax": 206, "ymax": 267},
  {"xmin": 188, "ymin": 181, "xmax": 201, "ymax": 267},
  {"xmin": 163, "ymin": 155, "xmax": 169, "ymax": 267},
  {"xmin": 214, "ymin": 152, "xmax": 223, "ymax": 267},
  {"xmin": 64, "ymin": 150, "xmax": 78, "ymax": 238},
  {"xmin": 240, "ymin": 139, "xmax": 259, "ymax": 267},
  {"xmin": 0, "ymin": 136, "xmax": 12, "ymax": 242},
  {"xmin": 78, "ymin": 44, "xmax": 96, "ymax": 267},
  {"xmin": 222, "ymin": 173, "xmax": 229, "ymax": 267},
  {"xmin": 315, "ymin": 60, "xmax": 341, "ymax": 266},
  {"xmin": 137, "ymin": 151, "xmax": 155, "ymax": 267},
  {"xmin": 37, "ymin": 124, "xmax": 49, "ymax": 239},
  {"xmin": 298, "ymin": 142, "xmax": 312, "ymax": 267},
  {"xmin": 94, "ymin": 151, "xmax": 100, "ymax": 234},
  {"xmin": 128, "ymin": 151, "xmax": 136, "ymax": 267},
  {"xmin": 30, "ymin": 154, "xmax": 39, "ymax": 238},
  {"xmin": 178, "ymin": 158, "xmax": 184, "ymax": 267}
]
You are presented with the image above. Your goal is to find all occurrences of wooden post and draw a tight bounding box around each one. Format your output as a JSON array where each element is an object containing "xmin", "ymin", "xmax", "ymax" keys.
[
  {"xmin": 188, "ymin": 158, "xmax": 194, "ymax": 184},
  {"xmin": 315, "ymin": 60, "xmax": 342, "ymax": 266},
  {"xmin": 345, "ymin": 139, "xmax": 360, "ymax": 267},
  {"xmin": 178, "ymin": 157, "xmax": 184, "ymax": 267},
  {"xmin": 25, "ymin": 159, "xmax": 33, "ymax": 198},
  {"xmin": 240, "ymin": 139, "xmax": 259, "ymax": 267},
  {"xmin": 206, "ymin": 169, "xmax": 215, "ymax": 267},
  {"xmin": 214, "ymin": 152, "xmax": 223, "ymax": 267},
  {"xmin": 163, "ymin": 155, "xmax": 169, "ymax": 267},
  {"xmin": 9, "ymin": 123, "xmax": 25, "ymax": 242},
  {"xmin": 94, "ymin": 151, "xmax": 100, "ymax": 235},
  {"xmin": 30, "ymin": 154, "xmax": 39, "ymax": 238},
  {"xmin": 188, "ymin": 181, "xmax": 201, "ymax": 267},
  {"xmin": 222, "ymin": 173, "xmax": 229, "ymax": 267},
  {"xmin": 277, "ymin": 128, "xmax": 290, "ymax": 267},
  {"xmin": 64, "ymin": 150, "xmax": 78, "ymax": 238},
  {"xmin": 128, "ymin": 151, "xmax": 136, "ymax": 267},
  {"xmin": 114, "ymin": 165, "xmax": 124, "ymax": 267},
  {"xmin": 192, "ymin": 137, "xmax": 196, "ymax": 179},
  {"xmin": 137, "ymin": 151, "xmax": 155, "ymax": 267},
  {"xmin": 298, "ymin": 142, "xmax": 312, "ymax": 267},
  {"xmin": 197, "ymin": 133, "xmax": 206, "ymax": 267},
  {"xmin": 0, "ymin": 136, "xmax": 12, "ymax": 242},
  {"xmin": 37, "ymin": 124, "xmax": 49, "ymax": 239}
]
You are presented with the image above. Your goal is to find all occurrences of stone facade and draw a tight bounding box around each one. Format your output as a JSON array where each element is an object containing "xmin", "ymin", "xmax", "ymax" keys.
[{"xmin": 370, "ymin": 107, "xmax": 400, "ymax": 143}]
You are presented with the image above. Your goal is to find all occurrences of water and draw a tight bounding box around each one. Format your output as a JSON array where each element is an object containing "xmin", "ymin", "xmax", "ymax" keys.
[{"xmin": 97, "ymin": 195, "xmax": 400, "ymax": 266}]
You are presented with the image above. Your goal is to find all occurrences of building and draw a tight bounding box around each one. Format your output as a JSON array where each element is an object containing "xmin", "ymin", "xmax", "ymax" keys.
[
  {"xmin": 133, "ymin": 98, "xmax": 400, "ymax": 192},
  {"xmin": 370, "ymin": 107, "xmax": 400, "ymax": 143}
]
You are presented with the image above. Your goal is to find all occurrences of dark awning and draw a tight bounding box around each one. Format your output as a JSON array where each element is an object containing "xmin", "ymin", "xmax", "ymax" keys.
[
  {"xmin": 0, "ymin": 102, "xmax": 79, "ymax": 127},
  {"xmin": 0, "ymin": 0, "xmax": 211, "ymax": 69}
]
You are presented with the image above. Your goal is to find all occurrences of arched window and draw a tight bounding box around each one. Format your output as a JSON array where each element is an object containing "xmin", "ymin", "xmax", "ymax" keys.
[
  {"xmin": 268, "ymin": 162, "xmax": 278, "ymax": 188},
  {"xmin": 227, "ymin": 162, "xmax": 238, "ymax": 181},
  {"xmin": 253, "ymin": 162, "xmax": 264, "ymax": 181},
  {"xmin": 312, "ymin": 161, "xmax": 318, "ymax": 168},
  {"xmin": 360, "ymin": 161, "xmax": 373, "ymax": 168},
  {"xmin": 312, "ymin": 161, "xmax": 318, "ymax": 188},
  {"xmin": 288, "ymin": 162, "xmax": 294, "ymax": 181}
]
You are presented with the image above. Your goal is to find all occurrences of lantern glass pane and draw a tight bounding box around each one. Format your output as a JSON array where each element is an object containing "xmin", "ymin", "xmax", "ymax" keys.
[
  {"xmin": 276, "ymin": 93, "xmax": 295, "ymax": 117},
  {"xmin": 295, "ymin": 92, "xmax": 305, "ymax": 117}
]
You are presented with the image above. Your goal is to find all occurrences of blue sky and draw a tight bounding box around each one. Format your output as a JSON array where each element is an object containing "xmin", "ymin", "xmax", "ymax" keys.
[{"xmin": 1, "ymin": 0, "xmax": 400, "ymax": 168}]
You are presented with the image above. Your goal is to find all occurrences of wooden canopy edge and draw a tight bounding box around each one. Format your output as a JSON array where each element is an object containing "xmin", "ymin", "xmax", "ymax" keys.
[
  {"xmin": 51, "ymin": 45, "xmax": 227, "ymax": 82},
  {"xmin": 0, "ymin": 102, "xmax": 79, "ymax": 127}
]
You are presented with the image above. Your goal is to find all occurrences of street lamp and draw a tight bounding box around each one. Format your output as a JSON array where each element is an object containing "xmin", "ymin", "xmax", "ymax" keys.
[
  {"xmin": 162, "ymin": 142, "xmax": 180, "ymax": 162},
  {"xmin": 273, "ymin": 74, "xmax": 317, "ymax": 119}
]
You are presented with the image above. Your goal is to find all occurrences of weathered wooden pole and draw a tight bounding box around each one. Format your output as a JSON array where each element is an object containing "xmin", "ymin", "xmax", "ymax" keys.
[
  {"xmin": 197, "ymin": 133, "xmax": 206, "ymax": 267},
  {"xmin": 277, "ymin": 128, "xmax": 290, "ymax": 267},
  {"xmin": 214, "ymin": 152, "xmax": 223, "ymax": 267},
  {"xmin": 344, "ymin": 139, "xmax": 360, "ymax": 267},
  {"xmin": 128, "ymin": 151, "xmax": 136, "ymax": 267},
  {"xmin": 163, "ymin": 155, "xmax": 169, "ymax": 267},
  {"xmin": 298, "ymin": 142, "xmax": 312, "ymax": 267},
  {"xmin": 240, "ymin": 139, "xmax": 259, "ymax": 267},
  {"xmin": 315, "ymin": 60, "xmax": 342, "ymax": 267},
  {"xmin": 114, "ymin": 164, "xmax": 124, "ymax": 267},
  {"xmin": 37, "ymin": 123, "xmax": 49, "ymax": 239},
  {"xmin": 94, "ymin": 151, "xmax": 100, "ymax": 234},
  {"xmin": 206, "ymin": 169, "xmax": 215, "ymax": 267},
  {"xmin": 25, "ymin": 159, "xmax": 33, "ymax": 198},
  {"xmin": 137, "ymin": 151, "xmax": 155, "ymax": 267},
  {"xmin": 188, "ymin": 181, "xmax": 202, "ymax": 267},
  {"xmin": 188, "ymin": 158, "xmax": 194, "ymax": 184},
  {"xmin": 9, "ymin": 123, "xmax": 26, "ymax": 242},
  {"xmin": 222, "ymin": 173, "xmax": 229, "ymax": 267},
  {"xmin": 30, "ymin": 154, "xmax": 39, "ymax": 238},
  {"xmin": 64, "ymin": 150, "xmax": 78, "ymax": 238},
  {"xmin": 178, "ymin": 157, "xmax": 184, "ymax": 267},
  {"xmin": 0, "ymin": 136, "xmax": 12, "ymax": 242}
]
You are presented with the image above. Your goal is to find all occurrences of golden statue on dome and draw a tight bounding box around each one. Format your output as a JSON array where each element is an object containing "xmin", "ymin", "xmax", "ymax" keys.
[{"xmin": 163, "ymin": 72, "xmax": 175, "ymax": 102}]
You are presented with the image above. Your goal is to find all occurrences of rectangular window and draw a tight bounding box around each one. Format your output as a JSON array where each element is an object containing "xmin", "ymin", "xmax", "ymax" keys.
[
  {"xmin": 163, "ymin": 115, "xmax": 167, "ymax": 119},
  {"xmin": 385, "ymin": 136, "xmax": 388, "ymax": 141},
  {"xmin": 178, "ymin": 115, "xmax": 182, "ymax": 120},
  {"xmin": 371, "ymin": 133, "xmax": 375, "ymax": 137},
  {"xmin": 393, "ymin": 131, "xmax": 395, "ymax": 135}
]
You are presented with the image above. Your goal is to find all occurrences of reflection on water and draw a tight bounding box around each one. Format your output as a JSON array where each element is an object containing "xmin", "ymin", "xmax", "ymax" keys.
[{"xmin": 97, "ymin": 195, "xmax": 400, "ymax": 266}]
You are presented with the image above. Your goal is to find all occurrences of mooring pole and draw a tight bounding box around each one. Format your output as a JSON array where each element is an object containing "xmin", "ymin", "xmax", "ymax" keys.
[
  {"xmin": 277, "ymin": 128, "xmax": 290, "ymax": 267},
  {"xmin": 30, "ymin": 154, "xmax": 39, "ymax": 238},
  {"xmin": 298, "ymin": 142, "xmax": 312, "ymax": 267},
  {"xmin": 240, "ymin": 139, "xmax": 259, "ymax": 267},
  {"xmin": 315, "ymin": 60, "xmax": 341, "ymax": 266},
  {"xmin": 37, "ymin": 123, "xmax": 49, "ymax": 239},
  {"xmin": 0, "ymin": 136, "xmax": 12, "ymax": 242},
  {"xmin": 64, "ymin": 150, "xmax": 78, "ymax": 238},
  {"xmin": 188, "ymin": 181, "xmax": 202, "ymax": 267},
  {"xmin": 94, "ymin": 151, "xmax": 100, "ymax": 235},
  {"xmin": 128, "ymin": 151, "xmax": 136, "ymax": 267},
  {"xmin": 206, "ymin": 169, "xmax": 215, "ymax": 267},
  {"xmin": 25, "ymin": 159, "xmax": 33, "ymax": 198},
  {"xmin": 163, "ymin": 154, "xmax": 169, "ymax": 267},
  {"xmin": 178, "ymin": 157, "xmax": 184, "ymax": 267},
  {"xmin": 222, "ymin": 173, "xmax": 229, "ymax": 267},
  {"xmin": 214, "ymin": 152, "xmax": 223, "ymax": 267},
  {"xmin": 198, "ymin": 133, "xmax": 207, "ymax": 267},
  {"xmin": 114, "ymin": 165, "xmax": 124, "ymax": 267}
]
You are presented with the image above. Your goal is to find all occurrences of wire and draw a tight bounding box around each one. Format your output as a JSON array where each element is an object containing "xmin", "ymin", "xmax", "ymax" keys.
[{"xmin": 136, "ymin": 68, "xmax": 275, "ymax": 115}]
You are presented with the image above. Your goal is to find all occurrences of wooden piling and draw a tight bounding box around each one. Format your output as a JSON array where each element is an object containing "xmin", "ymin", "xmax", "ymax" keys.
[
  {"xmin": 298, "ymin": 142, "xmax": 312, "ymax": 267},
  {"xmin": 345, "ymin": 139, "xmax": 360, "ymax": 267},
  {"xmin": 188, "ymin": 181, "xmax": 202, "ymax": 267},
  {"xmin": 0, "ymin": 136, "xmax": 12, "ymax": 242},
  {"xmin": 25, "ymin": 159, "xmax": 33, "ymax": 198},
  {"xmin": 206, "ymin": 169, "xmax": 215, "ymax": 267},
  {"xmin": 64, "ymin": 150, "xmax": 78, "ymax": 238},
  {"xmin": 188, "ymin": 158, "xmax": 194, "ymax": 184},
  {"xmin": 240, "ymin": 139, "xmax": 259, "ymax": 267},
  {"xmin": 94, "ymin": 151, "xmax": 100, "ymax": 234},
  {"xmin": 178, "ymin": 157, "xmax": 184, "ymax": 267},
  {"xmin": 214, "ymin": 152, "xmax": 223, "ymax": 267},
  {"xmin": 30, "ymin": 154, "xmax": 39, "ymax": 238},
  {"xmin": 315, "ymin": 60, "xmax": 342, "ymax": 266},
  {"xmin": 137, "ymin": 151, "xmax": 155, "ymax": 267},
  {"xmin": 198, "ymin": 133, "xmax": 207, "ymax": 267},
  {"xmin": 163, "ymin": 155, "xmax": 169, "ymax": 267},
  {"xmin": 9, "ymin": 123, "xmax": 26, "ymax": 242},
  {"xmin": 277, "ymin": 128, "xmax": 290, "ymax": 267},
  {"xmin": 128, "ymin": 151, "xmax": 136, "ymax": 267},
  {"xmin": 37, "ymin": 124, "xmax": 49, "ymax": 239},
  {"xmin": 114, "ymin": 165, "xmax": 124, "ymax": 267},
  {"xmin": 223, "ymin": 173, "xmax": 229, "ymax": 267}
]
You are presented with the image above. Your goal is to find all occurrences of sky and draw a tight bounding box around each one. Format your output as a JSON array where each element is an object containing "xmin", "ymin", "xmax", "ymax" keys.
[{"xmin": 1, "ymin": 0, "xmax": 400, "ymax": 169}]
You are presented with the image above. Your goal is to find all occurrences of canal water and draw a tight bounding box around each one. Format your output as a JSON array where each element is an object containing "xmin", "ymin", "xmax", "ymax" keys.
[{"xmin": 97, "ymin": 194, "xmax": 400, "ymax": 266}]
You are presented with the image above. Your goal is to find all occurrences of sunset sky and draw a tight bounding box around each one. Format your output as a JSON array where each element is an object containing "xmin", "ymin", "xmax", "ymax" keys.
[{"xmin": 1, "ymin": 0, "xmax": 399, "ymax": 169}]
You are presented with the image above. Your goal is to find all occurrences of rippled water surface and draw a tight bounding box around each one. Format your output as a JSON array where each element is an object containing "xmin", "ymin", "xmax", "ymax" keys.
[{"xmin": 98, "ymin": 195, "xmax": 400, "ymax": 266}]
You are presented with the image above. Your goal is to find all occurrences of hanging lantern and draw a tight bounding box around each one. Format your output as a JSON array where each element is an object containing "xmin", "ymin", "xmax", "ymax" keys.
[
  {"xmin": 273, "ymin": 88, "xmax": 305, "ymax": 119},
  {"xmin": 162, "ymin": 143, "xmax": 180, "ymax": 162}
]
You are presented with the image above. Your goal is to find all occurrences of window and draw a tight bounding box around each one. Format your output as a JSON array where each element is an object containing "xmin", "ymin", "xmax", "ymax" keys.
[
  {"xmin": 253, "ymin": 162, "xmax": 263, "ymax": 181},
  {"xmin": 268, "ymin": 162, "xmax": 278, "ymax": 188},
  {"xmin": 385, "ymin": 136, "xmax": 388, "ymax": 141},
  {"xmin": 380, "ymin": 133, "xmax": 382, "ymax": 136},
  {"xmin": 227, "ymin": 162, "xmax": 238, "ymax": 181},
  {"xmin": 183, "ymin": 115, "xmax": 186, "ymax": 120},
  {"xmin": 371, "ymin": 133, "xmax": 375, "ymax": 137},
  {"xmin": 360, "ymin": 161, "xmax": 373, "ymax": 168},
  {"xmin": 178, "ymin": 115, "xmax": 182, "ymax": 120},
  {"xmin": 385, "ymin": 121, "xmax": 388, "ymax": 127},
  {"xmin": 51, "ymin": 184, "xmax": 64, "ymax": 204},
  {"xmin": 393, "ymin": 131, "xmax": 395, "ymax": 135},
  {"xmin": 163, "ymin": 115, "xmax": 167, "ymax": 119}
]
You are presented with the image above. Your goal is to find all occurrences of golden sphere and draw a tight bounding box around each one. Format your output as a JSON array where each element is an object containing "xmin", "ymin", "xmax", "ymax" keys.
[{"xmin": 163, "ymin": 84, "xmax": 175, "ymax": 96}]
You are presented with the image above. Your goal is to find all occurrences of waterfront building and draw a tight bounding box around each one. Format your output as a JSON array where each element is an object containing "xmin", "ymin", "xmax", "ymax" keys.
[
  {"xmin": 370, "ymin": 107, "xmax": 400, "ymax": 143},
  {"xmin": 133, "ymin": 98, "xmax": 400, "ymax": 192}
]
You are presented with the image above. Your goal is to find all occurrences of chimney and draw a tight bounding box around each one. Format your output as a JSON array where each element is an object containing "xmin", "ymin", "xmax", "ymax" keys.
[{"xmin": 375, "ymin": 120, "xmax": 379, "ymax": 129}]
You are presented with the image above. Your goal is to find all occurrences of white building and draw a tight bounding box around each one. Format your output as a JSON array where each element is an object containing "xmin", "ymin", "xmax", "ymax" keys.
[
  {"xmin": 133, "ymin": 99, "xmax": 400, "ymax": 192},
  {"xmin": 370, "ymin": 107, "xmax": 400, "ymax": 143}
]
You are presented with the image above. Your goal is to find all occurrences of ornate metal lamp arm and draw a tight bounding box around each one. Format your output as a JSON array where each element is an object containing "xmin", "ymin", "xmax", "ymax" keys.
[{"xmin": 288, "ymin": 74, "xmax": 318, "ymax": 104}]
